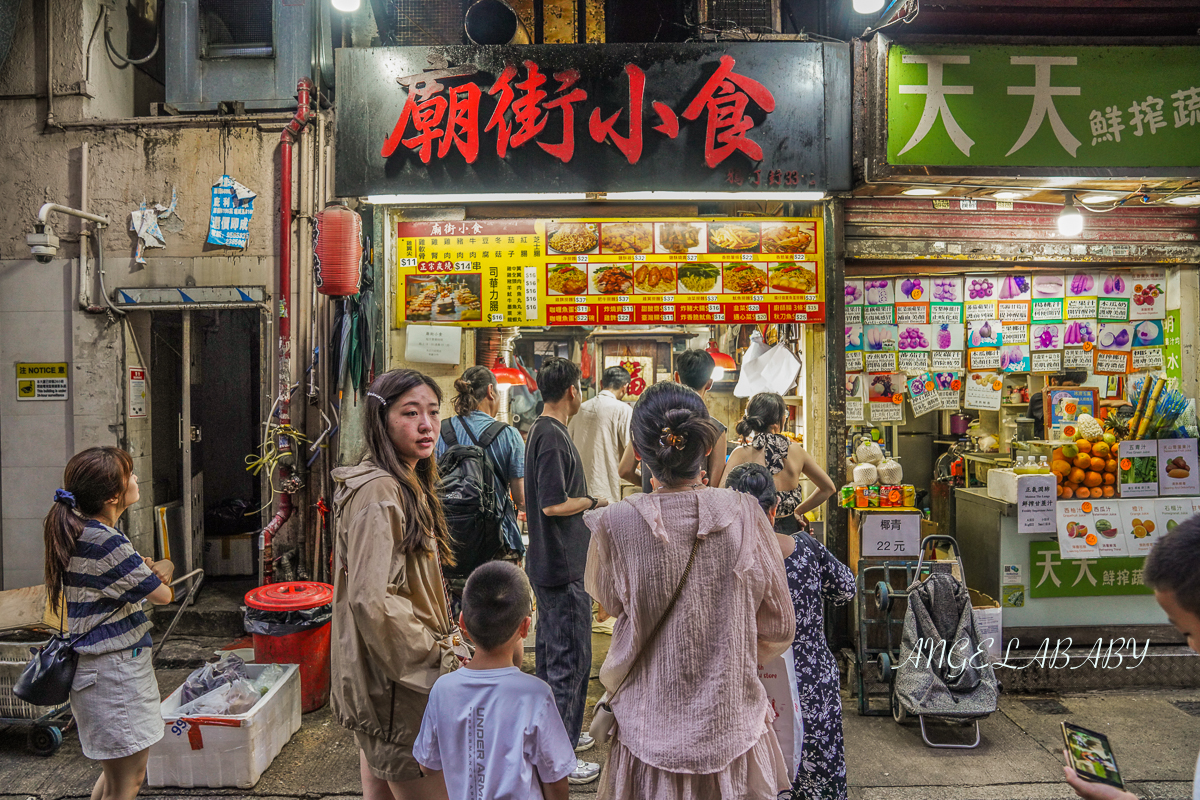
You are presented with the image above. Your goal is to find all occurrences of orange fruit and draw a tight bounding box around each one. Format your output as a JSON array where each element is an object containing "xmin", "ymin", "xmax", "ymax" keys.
[
  {"xmin": 1057, "ymin": 485, "xmax": 1065, "ymax": 498},
  {"xmin": 1105, "ymin": 459, "xmax": 1118, "ymax": 473},
  {"xmin": 1089, "ymin": 487, "xmax": 1103, "ymax": 498},
  {"xmin": 1069, "ymin": 468, "xmax": 1086, "ymax": 484},
  {"xmin": 1077, "ymin": 440, "xmax": 1092, "ymax": 453},
  {"xmin": 1090, "ymin": 456, "xmax": 1107, "ymax": 472},
  {"xmin": 1061, "ymin": 486, "xmax": 1077, "ymax": 499},
  {"xmin": 1084, "ymin": 471, "xmax": 1103, "ymax": 488},
  {"xmin": 1052, "ymin": 459, "xmax": 1072, "ymax": 476},
  {"xmin": 1092, "ymin": 442, "xmax": 1110, "ymax": 459},
  {"xmin": 1103, "ymin": 473, "xmax": 1116, "ymax": 485},
  {"xmin": 1073, "ymin": 454, "xmax": 1093, "ymax": 470},
  {"xmin": 1145, "ymin": 520, "xmax": 1156, "ymax": 533},
  {"xmin": 1102, "ymin": 486, "xmax": 1116, "ymax": 498},
  {"xmin": 1052, "ymin": 447, "xmax": 1065, "ymax": 462}
]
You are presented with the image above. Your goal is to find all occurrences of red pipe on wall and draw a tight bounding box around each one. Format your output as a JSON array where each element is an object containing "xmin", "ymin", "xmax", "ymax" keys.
[{"xmin": 261, "ymin": 77, "xmax": 314, "ymax": 584}]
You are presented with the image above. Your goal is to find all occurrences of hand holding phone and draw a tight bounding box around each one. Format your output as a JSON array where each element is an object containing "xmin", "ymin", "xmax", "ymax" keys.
[{"xmin": 1061, "ymin": 722, "xmax": 1134, "ymax": 799}]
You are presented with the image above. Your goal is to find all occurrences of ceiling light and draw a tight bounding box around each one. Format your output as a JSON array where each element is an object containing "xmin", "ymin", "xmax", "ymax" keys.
[
  {"xmin": 1057, "ymin": 192, "xmax": 1083, "ymax": 237},
  {"xmin": 902, "ymin": 188, "xmax": 944, "ymax": 197},
  {"xmin": 365, "ymin": 192, "xmax": 589, "ymax": 204},
  {"xmin": 1080, "ymin": 194, "xmax": 1120, "ymax": 204},
  {"xmin": 852, "ymin": 0, "xmax": 885, "ymax": 13},
  {"xmin": 331, "ymin": 0, "xmax": 360, "ymax": 11},
  {"xmin": 492, "ymin": 364, "xmax": 524, "ymax": 387},
  {"xmin": 1165, "ymin": 195, "xmax": 1200, "ymax": 206},
  {"xmin": 992, "ymin": 191, "xmax": 1026, "ymax": 201}
]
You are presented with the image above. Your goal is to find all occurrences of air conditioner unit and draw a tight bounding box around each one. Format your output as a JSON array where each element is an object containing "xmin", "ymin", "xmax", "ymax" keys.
[{"xmin": 165, "ymin": 0, "xmax": 316, "ymax": 112}]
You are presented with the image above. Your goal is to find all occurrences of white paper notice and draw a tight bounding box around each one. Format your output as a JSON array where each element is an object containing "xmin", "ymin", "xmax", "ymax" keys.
[
  {"xmin": 1088, "ymin": 501, "xmax": 1129, "ymax": 558},
  {"xmin": 964, "ymin": 372, "xmax": 1003, "ymax": 410},
  {"xmin": 404, "ymin": 325, "xmax": 463, "ymax": 364},
  {"xmin": 1119, "ymin": 499, "xmax": 1161, "ymax": 556},
  {"xmin": 1016, "ymin": 474, "xmax": 1057, "ymax": 533},
  {"xmin": 1056, "ymin": 501, "xmax": 1098, "ymax": 559}
]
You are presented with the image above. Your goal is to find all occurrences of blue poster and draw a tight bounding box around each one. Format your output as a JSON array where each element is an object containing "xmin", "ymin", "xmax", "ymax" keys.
[{"xmin": 207, "ymin": 175, "xmax": 256, "ymax": 248}]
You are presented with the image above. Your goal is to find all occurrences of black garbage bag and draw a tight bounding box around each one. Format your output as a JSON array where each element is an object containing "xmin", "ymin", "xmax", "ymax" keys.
[
  {"xmin": 206, "ymin": 498, "xmax": 258, "ymax": 537},
  {"xmin": 243, "ymin": 603, "xmax": 333, "ymax": 636}
]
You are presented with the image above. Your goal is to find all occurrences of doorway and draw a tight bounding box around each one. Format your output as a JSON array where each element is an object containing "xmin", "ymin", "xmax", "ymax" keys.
[{"xmin": 148, "ymin": 309, "xmax": 263, "ymax": 578}]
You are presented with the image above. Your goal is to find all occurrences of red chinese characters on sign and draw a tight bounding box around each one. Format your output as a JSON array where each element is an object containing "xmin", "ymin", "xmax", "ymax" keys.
[
  {"xmin": 381, "ymin": 56, "xmax": 775, "ymax": 171},
  {"xmin": 682, "ymin": 55, "xmax": 776, "ymax": 169}
]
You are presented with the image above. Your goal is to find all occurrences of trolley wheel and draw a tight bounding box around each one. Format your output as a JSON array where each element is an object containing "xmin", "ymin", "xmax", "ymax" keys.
[
  {"xmin": 877, "ymin": 652, "xmax": 894, "ymax": 684},
  {"xmin": 875, "ymin": 581, "xmax": 893, "ymax": 613},
  {"xmin": 28, "ymin": 725, "xmax": 63, "ymax": 756},
  {"xmin": 891, "ymin": 683, "xmax": 908, "ymax": 724}
]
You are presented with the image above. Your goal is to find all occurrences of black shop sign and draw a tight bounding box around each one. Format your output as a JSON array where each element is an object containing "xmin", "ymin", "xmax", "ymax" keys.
[{"xmin": 334, "ymin": 43, "xmax": 850, "ymax": 197}]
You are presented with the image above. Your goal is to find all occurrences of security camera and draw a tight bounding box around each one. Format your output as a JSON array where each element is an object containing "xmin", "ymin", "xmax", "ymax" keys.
[{"xmin": 27, "ymin": 225, "xmax": 59, "ymax": 264}]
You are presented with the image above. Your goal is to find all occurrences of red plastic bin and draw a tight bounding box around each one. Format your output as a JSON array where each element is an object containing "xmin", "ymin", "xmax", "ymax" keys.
[{"xmin": 244, "ymin": 582, "xmax": 333, "ymax": 713}]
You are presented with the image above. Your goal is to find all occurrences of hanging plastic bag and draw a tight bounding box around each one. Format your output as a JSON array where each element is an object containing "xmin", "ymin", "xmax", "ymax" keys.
[{"xmin": 734, "ymin": 331, "xmax": 771, "ymax": 398}]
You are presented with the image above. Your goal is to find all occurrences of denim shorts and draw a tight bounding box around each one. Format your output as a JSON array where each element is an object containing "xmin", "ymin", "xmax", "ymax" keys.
[{"xmin": 71, "ymin": 646, "xmax": 163, "ymax": 760}]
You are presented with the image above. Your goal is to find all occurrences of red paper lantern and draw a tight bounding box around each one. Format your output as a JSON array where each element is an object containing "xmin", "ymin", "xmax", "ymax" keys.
[{"xmin": 313, "ymin": 201, "xmax": 362, "ymax": 296}]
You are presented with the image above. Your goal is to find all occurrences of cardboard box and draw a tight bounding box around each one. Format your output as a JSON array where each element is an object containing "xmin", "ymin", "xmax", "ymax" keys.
[
  {"xmin": 147, "ymin": 664, "xmax": 301, "ymax": 788},
  {"xmin": 1157, "ymin": 438, "xmax": 1199, "ymax": 496},
  {"xmin": 203, "ymin": 534, "xmax": 256, "ymax": 577},
  {"xmin": 1118, "ymin": 439, "xmax": 1159, "ymax": 498}
]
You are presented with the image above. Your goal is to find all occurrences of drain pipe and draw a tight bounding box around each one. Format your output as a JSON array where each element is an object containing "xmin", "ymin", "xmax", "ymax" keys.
[{"xmin": 261, "ymin": 77, "xmax": 314, "ymax": 584}]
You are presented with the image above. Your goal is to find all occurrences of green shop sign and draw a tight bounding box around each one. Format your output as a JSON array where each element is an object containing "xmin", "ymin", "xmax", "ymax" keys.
[
  {"xmin": 1029, "ymin": 542, "xmax": 1154, "ymax": 599},
  {"xmin": 887, "ymin": 44, "xmax": 1200, "ymax": 170}
]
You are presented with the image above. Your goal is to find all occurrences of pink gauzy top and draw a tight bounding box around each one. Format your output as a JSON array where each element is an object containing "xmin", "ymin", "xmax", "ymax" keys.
[{"xmin": 583, "ymin": 487, "xmax": 795, "ymax": 774}]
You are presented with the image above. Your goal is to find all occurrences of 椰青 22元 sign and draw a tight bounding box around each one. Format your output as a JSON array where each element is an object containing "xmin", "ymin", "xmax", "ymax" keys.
[{"xmin": 335, "ymin": 43, "xmax": 850, "ymax": 196}]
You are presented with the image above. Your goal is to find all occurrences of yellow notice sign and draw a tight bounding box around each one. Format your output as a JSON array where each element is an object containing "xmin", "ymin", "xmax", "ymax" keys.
[{"xmin": 15, "ymin": 362, "xmax": 69, "ymax": 401}]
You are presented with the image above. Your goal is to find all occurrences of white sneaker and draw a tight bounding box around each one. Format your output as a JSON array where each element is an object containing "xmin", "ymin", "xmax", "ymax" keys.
[
  {"xmin": 575, "ymin": 732, "xmax": 595, "ymax": 752},
  {"xmin": 569, "ymin": 759, "xmax": 601, "ymax": 784}
]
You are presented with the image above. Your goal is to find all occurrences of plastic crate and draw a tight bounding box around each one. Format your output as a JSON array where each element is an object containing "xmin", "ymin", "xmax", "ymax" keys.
[
  {"xmin": 146, "ymin": 663, "xmax": 301, "ymax": 788},
  {"xmin": 0, "ymin": 640, "xmax": 67, "ymax": 721}
]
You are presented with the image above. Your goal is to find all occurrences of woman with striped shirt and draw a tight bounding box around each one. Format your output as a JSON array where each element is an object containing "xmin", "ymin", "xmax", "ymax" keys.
[{"xmin": 45, "ymin": 447, "xmax": 174, "ymax": 800}]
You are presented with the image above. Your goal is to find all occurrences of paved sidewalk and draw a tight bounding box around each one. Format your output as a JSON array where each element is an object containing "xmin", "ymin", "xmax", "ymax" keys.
[{"xmin": 1, "ymin": 632, "xmax": 1196, "ymax": 800}]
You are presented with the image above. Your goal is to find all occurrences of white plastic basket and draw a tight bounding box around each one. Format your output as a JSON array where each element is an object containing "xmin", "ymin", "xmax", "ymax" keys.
[{"xmin": 146, "ymin": 663, "xmax": 301, "ymax": 788}]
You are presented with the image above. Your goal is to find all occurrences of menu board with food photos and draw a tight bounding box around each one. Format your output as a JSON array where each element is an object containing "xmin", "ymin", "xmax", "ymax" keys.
[{"xmin": 394, "ymin": 217, "xmax": 825, "ymax": 327}]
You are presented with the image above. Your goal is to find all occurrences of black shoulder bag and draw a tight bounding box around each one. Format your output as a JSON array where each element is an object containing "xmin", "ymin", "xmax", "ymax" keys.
[{"xmin": 14, "ymin": 589, "xmax": 123, "ymax": 706}]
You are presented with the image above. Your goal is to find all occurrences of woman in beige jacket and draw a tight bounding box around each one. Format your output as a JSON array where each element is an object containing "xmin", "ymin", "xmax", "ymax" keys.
[{"xmin": 331, "ymin": 369, "xmax": 467, "ymax": 800}]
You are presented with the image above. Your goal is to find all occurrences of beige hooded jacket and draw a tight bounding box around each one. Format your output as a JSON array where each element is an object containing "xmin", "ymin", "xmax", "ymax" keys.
[{"xmin": 330, "ymin": 459, "xmax": 465, "ymax": 744}]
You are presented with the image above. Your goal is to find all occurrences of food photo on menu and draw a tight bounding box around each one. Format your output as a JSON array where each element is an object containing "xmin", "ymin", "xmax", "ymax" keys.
[
  {"xmin": 708, "ymin": 221, "xmax": 761, "ymax": 252},
  {"xmin": 546, "ymin": 264, "xmax": 588, "ymax": 295},
  {"xmin": 600, "ymin": 222, "xmax": 653, "ymax": 254},
  {"xmin": 590, "ymin": 263, "xmax": 634, "ymax": 295},
  {"xmin": 722, "ymin": 261, "xmax": 768, "ymax": 294},
  {"xmin": 404, "ymin": 275, "xmax": 483, "ymax": 322},
  {"xmin": 632, "ymin": 263, "xmax": 677, "ymax": 294},
  {"xmin": 760, "ymin": 221, "xmax": 816, "ymax": 254},
  {"xmin": 545, "ymin": 222, "xmax": 599, "ymax": 254},
  {"xmin": 657, "ymin": 221, "xmax": 706, "ymax": 253}
]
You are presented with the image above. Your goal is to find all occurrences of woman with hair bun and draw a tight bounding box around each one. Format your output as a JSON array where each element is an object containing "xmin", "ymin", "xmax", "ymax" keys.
[
  {"xmin": 584, "ymin": 381, "xmax": 795, "ymax": 799},
  {"xmin": 726, "ymin": 462, "xmax": 856, "ymax": 800},
  {"xmin": 722, "ymin": 392, "xmax": 837, "ymax": 535}
]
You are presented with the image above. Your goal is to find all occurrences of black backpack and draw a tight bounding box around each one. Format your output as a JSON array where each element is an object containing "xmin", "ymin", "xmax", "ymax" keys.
[{"xmin": 437, "ymin": 417, "xmax": 512, "ymax": 580}]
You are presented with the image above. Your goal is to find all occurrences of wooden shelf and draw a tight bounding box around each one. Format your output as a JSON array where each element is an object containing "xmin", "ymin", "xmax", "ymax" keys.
[{"xmin": 781, "ymin": 396, "xmax": 804, "ymax": 406}]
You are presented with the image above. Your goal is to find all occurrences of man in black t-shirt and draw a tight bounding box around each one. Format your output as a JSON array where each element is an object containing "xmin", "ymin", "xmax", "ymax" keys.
[{"xmin": 524, "ymin": 357, "xmax": 607, "ymax": 783}]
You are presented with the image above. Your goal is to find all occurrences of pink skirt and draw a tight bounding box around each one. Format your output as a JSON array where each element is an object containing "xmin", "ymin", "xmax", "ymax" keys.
[{"xmin": 598, "ymin": 724, "xmax": 791, "ymax": 800}]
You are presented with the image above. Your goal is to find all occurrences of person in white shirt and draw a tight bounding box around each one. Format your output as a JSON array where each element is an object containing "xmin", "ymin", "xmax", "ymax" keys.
[
  {"xmin": 568, "ymin": 366, "xmax": 633, "ymax": 504},
  {"xmin": 414, "ymin": 562, "xmax": 576, "ymax": 800},
  {"xmin": 1063, "ymin": 516, "xmax": 1200, "ymax": 800}
]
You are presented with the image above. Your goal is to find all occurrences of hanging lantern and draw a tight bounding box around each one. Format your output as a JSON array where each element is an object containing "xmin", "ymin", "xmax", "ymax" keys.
[{"xmin": 313, "ymin": 200, "xmax": 363, "ymax": 296}]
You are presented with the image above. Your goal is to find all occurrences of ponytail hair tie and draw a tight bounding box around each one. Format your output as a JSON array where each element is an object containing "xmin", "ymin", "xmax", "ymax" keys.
[
  {"xmin": 54, "ymin": 489, "xmax": 77, "ymax": 509},
  {"xmin": 659, "ymin": 427, "xmax": 688, "ymax": 450}
]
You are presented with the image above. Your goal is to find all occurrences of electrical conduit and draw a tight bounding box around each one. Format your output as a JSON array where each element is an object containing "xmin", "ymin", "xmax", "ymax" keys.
[{"xmin": 262, "ymin": 78, "xmax": 314, "ymax": 584}]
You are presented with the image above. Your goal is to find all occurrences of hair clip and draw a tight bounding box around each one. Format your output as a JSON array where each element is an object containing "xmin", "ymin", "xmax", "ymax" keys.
[
  {"xmin": 367, "ymin": 391, "xmax": 388, "ymax": 406},
  {"xmin": 659, "ymin": 427, "xmax": 688, "ymax": 450},
  {"xmin": 54, "ymin": 488, "xmax": 77, "ymax": 509}
]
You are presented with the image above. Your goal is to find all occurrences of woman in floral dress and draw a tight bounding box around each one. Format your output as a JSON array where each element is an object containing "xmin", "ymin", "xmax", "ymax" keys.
[{"xmin": 726, "ymin": 462, "xmax": 857, "ymax": 800}]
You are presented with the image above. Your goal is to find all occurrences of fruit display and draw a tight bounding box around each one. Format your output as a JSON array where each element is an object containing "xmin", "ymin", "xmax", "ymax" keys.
[
  {"xmin": 1127, "ymin": 375, "xmax": 1190, "ymax": 440},
  {"xmin": 968, "ymin": 278, "xmax": 995, "ymax": 299},
  {"xmin": 1132, "ymin": 282, "xmax": 1161, "ymax": 306},
  {"xmin": 1050, "ymin": 415, "xmax": 1122, "ymax": 499},
  {"xmin": 998, "ymin": 275, "xmax": 1029, "ymax": 299},
  {"xmin": 897, "ymin": 327, "xmax": 928, "ymax": 350}
]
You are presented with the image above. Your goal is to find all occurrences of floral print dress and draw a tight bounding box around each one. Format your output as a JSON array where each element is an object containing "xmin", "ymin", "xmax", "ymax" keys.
[{"xmin": 783, "ymin": 532, "xmax": 856, "ymax": 800}]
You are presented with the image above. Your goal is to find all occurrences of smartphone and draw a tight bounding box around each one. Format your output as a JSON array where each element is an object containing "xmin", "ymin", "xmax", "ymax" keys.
[{"xmin": 1061, "ymin": 721, "xmax": 1125, "ymax": 789}]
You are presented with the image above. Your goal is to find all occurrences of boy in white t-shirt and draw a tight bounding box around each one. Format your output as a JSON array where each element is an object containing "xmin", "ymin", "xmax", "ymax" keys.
[
  {"xmin": 414, "ymin": 562, "xmax": 576, "ymax": 800},
  {"xmin": 1063, "ymin": 516, "xmax": 1200, "ymax": 800}
]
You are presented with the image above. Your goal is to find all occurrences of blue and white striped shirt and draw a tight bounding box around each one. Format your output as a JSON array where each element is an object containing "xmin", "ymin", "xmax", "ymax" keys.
[{"xmin": 65, "ymin": 520, "xmax": 160, "ymax": 654}]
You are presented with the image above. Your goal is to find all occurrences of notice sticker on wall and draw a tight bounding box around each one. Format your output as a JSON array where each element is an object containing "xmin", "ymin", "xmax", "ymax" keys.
[{"xmin": 129, "ymin": 367, "xmax": 147, "ymax": 418}]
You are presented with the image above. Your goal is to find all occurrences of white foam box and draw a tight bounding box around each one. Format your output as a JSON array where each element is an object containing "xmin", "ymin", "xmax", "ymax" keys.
[
  {"xmin": 986, "ymin": 468, "xmax": 1019, "ymax": 504},
  {"xmin": 147, "ymin": 663, "xmax": 301, "ymax": 789}
]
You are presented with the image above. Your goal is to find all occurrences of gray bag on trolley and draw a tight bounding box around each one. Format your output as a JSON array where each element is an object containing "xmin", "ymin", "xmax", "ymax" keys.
[{"xmin": 893, "ymin": 571, "xmax": 999, "ymax": 719}]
